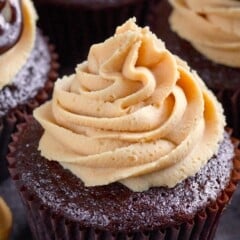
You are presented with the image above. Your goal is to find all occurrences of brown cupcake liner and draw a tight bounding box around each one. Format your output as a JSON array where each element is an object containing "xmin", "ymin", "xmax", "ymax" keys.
[
  {"xmin": 0, "ymin": 39, "xmax": 59, "ymax": 182},
  {"xmin": 34, "ymin": 0, "xmax": 161, "ymax": 67},
  {"xmin": 7, "ymin": 123, "xmax": 240, "ymax": 240}
]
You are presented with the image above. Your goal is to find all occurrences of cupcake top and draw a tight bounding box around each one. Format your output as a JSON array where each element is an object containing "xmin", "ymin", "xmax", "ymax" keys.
[
  {"xmin": 0, "ymin": 197, "xmax": 12, "ymax": 240},
  {"xmin": 34, "ymin": 18, "xmax": 225, "ymax": 192},
  {"xmin": 169, "ymin": 0, "xmax": 240, "ymax": 67},
  {"xmin": 0, "ymin": 0, "xmax": 37, "ymax": 89}
]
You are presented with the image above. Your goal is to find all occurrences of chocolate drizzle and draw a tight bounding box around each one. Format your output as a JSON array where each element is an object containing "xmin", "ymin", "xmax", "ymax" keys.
[{"xmin": 0, "ymin": 0, "xmax": 23, "ymax": 54}]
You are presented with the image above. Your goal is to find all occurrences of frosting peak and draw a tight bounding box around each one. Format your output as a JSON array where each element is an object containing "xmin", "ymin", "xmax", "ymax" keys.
[
  {"xmin": 169, "ymin": 0, "xmax": 240, "ymax": 67},
  {"xmin": 34, "ymin": 18, "xmax": 225, "ymax": 191}
]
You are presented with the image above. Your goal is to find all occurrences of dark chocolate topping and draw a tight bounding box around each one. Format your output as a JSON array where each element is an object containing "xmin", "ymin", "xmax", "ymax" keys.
[
  {"xmin": 12, "ymin": 119, "xmax": 234, "ymax": 232},
  {"xmin": 0, "ymin": 0, "xmax": 6, "ymax": 9},
  {"xmin": 0, "ymin": 0, "xmax": 23, "ymax": 54}
]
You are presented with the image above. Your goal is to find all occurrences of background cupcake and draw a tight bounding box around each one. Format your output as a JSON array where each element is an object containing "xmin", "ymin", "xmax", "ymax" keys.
[
  {"xmin": 0, "ymin": 197, "xmax": 12, "ymax": 240},
  {"xmin": 32, "ymin": 0, "xmax": 162, "ymax": 68},
  {"xmin": 0, "ymin": 0, "xmax": 59, "ymax": 181},
  {"xmin": 8, "ymin": 19, "xmax": 240, "ymax": 240},
  {"xmin": 152, "ymin": 0, "xmax": 240, "ymax": 138}
]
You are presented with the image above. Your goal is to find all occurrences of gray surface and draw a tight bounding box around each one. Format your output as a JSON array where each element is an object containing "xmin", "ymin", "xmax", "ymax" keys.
[
  {"xmin": 0, "ymin": 178, "xmax": 240, "ymax": 240},
  {"xmin": 215, "ymin": 184, "xmax": 240, "ymax": 240},
  {"xmin": 0, "ymin": 178, "xmax": 31, "ymax": 240}
]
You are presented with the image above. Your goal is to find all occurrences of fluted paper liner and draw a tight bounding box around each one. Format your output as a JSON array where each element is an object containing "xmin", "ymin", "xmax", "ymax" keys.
[
  {"xmin": 7, "ymin": 122, "xmax": 240, "ymax": 240},
  {"xmin": 0, "ymin": 37, "xmax": 59, "ymax": 181}
]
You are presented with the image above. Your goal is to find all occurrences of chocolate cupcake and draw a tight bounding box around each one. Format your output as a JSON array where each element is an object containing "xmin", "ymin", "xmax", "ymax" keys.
[
  {"xmin": 152, "ymin": 0, "xmax": 240, "ymax": 138},
  {"xmin": 32, "ymin": 0, "xmax": 162, "ymax": 67},
  {"xmin": 0, "ymin": 0, "xmax": 59, "ymax": 181},
  {"xmin": 8, "ymin": 19, "xmax": 240, "ymax": 240}
]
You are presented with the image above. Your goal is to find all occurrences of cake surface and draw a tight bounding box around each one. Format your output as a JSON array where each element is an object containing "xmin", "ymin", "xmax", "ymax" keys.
[
  {"xmin": 0, "ymin": 31, "xmax": 51, "ymax": 117},
  {"xmin": 12, "ymin": 118, "xmax": 234, "ymax": 231}
]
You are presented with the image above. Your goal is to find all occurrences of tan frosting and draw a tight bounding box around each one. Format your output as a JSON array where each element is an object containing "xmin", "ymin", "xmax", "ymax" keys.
[
  {"xmin": 0, "ymin": 197, "xmax": 12, "ymax": 240},
  {"xmin": 169, "ymin": 0, "xmax": 240, "ymax": 67},
  {"xmin": 34, "ymin": 18, "xmax": 225, "ymax": 192},
  {"xmin": 0, "ymin": 0, "xmax": 37, "ymax": 89}
]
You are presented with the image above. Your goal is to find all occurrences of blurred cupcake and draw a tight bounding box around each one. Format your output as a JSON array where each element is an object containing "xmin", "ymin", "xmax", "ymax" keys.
[
  {"xmin": 32, "ymin": 0, "xmax": 162, "ymax": 67},
  {"xmin": 0, "ymin": 0, "xmax": 59, "ymax": 181},
  {"xmin": 0, "ymin": 197, "xmax": 12, "ymax": 240},
  {"xmin": 8, "ymin": 19, "xmax": 240, "ymax": 240},
  {"xmin": 153, "ymin": 0, "xmax": 240, "ymax": 137}
]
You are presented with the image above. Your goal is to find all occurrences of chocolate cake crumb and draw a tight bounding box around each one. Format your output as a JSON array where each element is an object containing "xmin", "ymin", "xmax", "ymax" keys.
[
  {"xmin": 0, "ymin": 31, "xmax": 50, "ymax": 117},
  {"xmin": 13, "ymin": 119, "xmax": 234, "ymax": 232}
]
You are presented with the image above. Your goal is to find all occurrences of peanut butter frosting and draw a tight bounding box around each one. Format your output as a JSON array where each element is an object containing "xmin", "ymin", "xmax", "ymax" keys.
[
  {"xmin": 169, "ymin": 0, "xmax": 240, "ymax": 67},
  {"xmin": 0, "ymin": 0, "xmax": 37, "ymax": 89},
  {"xmin": 0, "ymin": 197, "xmax": 12, "ymax": 240},
  {"xmin": 34, "ymin": 18, "xmax": 225, "ymax": 192}
]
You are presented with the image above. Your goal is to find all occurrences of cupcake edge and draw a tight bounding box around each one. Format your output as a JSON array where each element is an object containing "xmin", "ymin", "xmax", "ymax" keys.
[
  {"xmin": 7, "ymin": 121, "xmax": 240, "ymax": 240},
  {"xmin": 0, "ymin": 36, "xmax": 59, "ymax": 181}
]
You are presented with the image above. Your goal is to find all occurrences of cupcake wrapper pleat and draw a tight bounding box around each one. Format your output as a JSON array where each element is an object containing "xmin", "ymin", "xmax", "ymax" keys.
[
  {"xmin": 7, "ymin": 125, "xmax": 240, "ymax": 240},
  {"xmin": 0, "ymin": 38, "xmax": 59, "ymax": 182},
  {"xmin": 0, "ymin": 114, "xmax": 16, "ymax": 181}
]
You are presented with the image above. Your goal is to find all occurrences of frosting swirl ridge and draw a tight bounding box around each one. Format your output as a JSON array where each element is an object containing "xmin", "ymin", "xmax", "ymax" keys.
[
  {"xmin": 169, "ymin": 0, "xmax": 240, "ymax": 67},
  {"xmin": 34, "ymin": 19, "xmax": 225, "ymax": 191}
]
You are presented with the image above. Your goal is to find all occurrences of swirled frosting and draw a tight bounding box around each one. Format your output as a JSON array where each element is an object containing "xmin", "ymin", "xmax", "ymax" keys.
[
  {"xmin": 169, "ymin": 0, "xmax": 240, "ymax": 67},
  {"xmin": 34, "ymin": 18, "xmax": 225, "ymax": 191},
  {"xmin": 0, "ymin": 0, "xmax": 37, "ymax": 89},
  {"xmin": 0, "ymin": 0, "xmax": 23, "ymax": 54}
]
